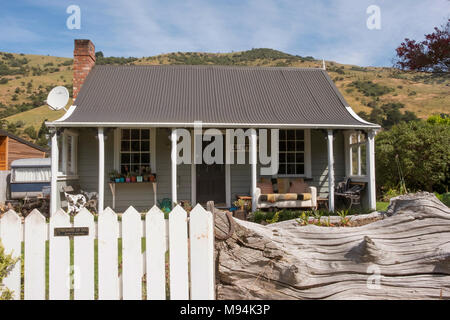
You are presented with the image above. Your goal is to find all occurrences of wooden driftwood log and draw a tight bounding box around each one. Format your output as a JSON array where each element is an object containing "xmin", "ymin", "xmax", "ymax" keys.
[{"xmin": 213, "ymin": 192, "xmax": 450, "ymax": 299}]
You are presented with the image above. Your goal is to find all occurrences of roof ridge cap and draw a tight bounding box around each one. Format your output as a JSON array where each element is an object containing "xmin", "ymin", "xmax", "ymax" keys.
[{"xmin": 94, "ymin": 64, "xmax": 324, "ymax": 71}]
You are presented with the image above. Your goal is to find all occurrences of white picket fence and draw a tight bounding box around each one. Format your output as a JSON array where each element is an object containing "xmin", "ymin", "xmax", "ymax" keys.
[{"xmin": 0, "ymin": 204, "xmax": 215, "ymax": 300}]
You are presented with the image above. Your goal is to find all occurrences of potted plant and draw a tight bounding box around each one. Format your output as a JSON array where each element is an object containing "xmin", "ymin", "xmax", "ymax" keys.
[
  {"xmin": 131, "ymin": 172, "xmax": 137, "ymax": 183},
  {"xmin": 109, "ymin": 170, "xmax": 120, "ymax": 183},
  {"xmin": 119, "ymin": 174, "xmax": 125, "ymax": 183},
  {"xmin": 137, "ymin": 167, "xmax": 144, "ymax": 182},
  {"xmin": 126, "ymin": 172, "xmax": 131, "ymax": 183}
]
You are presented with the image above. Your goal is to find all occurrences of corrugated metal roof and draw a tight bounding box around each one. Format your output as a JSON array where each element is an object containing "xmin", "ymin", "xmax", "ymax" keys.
[
  {"xmin": 61, "ymin": 65, "xmax": 378, "ymax": 127},
  {"xmin": 11, "ymin": 158, "xmax": 50, "ymax": 168}
]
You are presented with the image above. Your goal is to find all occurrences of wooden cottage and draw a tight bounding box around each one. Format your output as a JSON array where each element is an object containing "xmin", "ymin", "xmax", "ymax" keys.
[{"xmin": 46, "ymin": 39, "xmax": 380, "ymax": 215}]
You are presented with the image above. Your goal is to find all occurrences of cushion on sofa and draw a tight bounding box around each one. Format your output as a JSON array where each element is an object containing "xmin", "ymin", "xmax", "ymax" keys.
[
  {"xmin": 277, "ymin": 178, "xmax": 290, "ymax": 194},
  {"xmin": 259, "ymin": 193, "xmax": 312, "ymax": 203},
  {"xmin": 289, "ymin": 178, "xmax": 309, "ymax": 193},
  {"xmin": 257, "ymin": 181, "xmax": 273, "ymax": 194}
]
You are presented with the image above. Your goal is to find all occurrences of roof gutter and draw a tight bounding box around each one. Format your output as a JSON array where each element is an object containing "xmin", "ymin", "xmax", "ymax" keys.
[{"xmin": 45, "ymin": 121, "xmax": 380, "ymax": 130}]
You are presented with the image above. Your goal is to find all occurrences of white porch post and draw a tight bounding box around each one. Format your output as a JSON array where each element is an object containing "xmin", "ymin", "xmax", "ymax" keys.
[
  {"xmin": 250, "ymin": 129, "xmax": 257, "ymax": 212},
  {"xmin": 171, "ymin": 128, "xmax": 177, "ymax": 204},
  {"xmin": 98, "ymin": 127, "xmax": 105, "ymax": 215},
  {"xmin": 366, "ymin": 129, "xmax": 376, "ymax": 210},
  {"xmin": 50, "ymin": 129, "xmax": 59, "ymax": 216},
  {"xmin": 327, "ymin": 130, "xmax": 335, "ymax": 212}
]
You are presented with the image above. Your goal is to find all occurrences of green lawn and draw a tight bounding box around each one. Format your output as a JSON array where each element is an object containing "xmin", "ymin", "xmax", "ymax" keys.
[
  {"xmin": 20, "ymin": 237, "xmax": 163, "ymax": 300},
  {"xmin": 376, "ymin": 201, "xmax": 389, "ymax": 212}
]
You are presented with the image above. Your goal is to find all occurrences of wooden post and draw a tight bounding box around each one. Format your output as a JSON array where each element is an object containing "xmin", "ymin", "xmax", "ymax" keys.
[
  {"xmin": 366, "ymin": 129, "xmax": 376, "ymax": 210},
  {"xmin": 108, "ymin": 182, "xmax": 115, "ymax": 209},
  {"xmin": 98, "ymin": 127, "xmax": 105, "ymax": 215},
  {"xmin": 50, "ymin": 129, "xmax": 59, "ymax": 216},
  {"xmin": 171, "ymin": 128, "xmax": 177, "ymax": 204},
  {"xmin": 327, "ymin": 130, "xmax": 335, "ymax": 212},
  {"xmin": 250, "ymin": 129, "xmax": 257, "ymax": 212}
]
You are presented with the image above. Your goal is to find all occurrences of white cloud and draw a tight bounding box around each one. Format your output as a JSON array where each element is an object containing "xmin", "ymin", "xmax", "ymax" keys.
[{"xmin": 4, "ymin": 0, "xmax": 449, "ymax": 66}]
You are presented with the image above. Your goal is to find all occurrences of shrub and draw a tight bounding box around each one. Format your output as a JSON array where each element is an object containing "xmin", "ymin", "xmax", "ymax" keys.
[
  {"xmin": 349, "ymin": 80, "xmax": 394, "ymax": 97},
  {"xmin": 0, "ymin": 240, "xmax": 19, "ymax": 300},
  {"xmin": 60, "ymin": 60, "xmax": 73, "ymax": 66},
  {"xmin": 376, "ymin": 121, "xmax": 450, "ymax": 193},
  {"xmin": 427, "ymin": 114, "xmax": 450, "ymax": 125},
  {"xmin": 381, "ymin": 187, "xmax": 405, "ymax": 202},
  {"xmin": 442, "ymin": 193, "xmax": 450, "ymax": 207},
  {"xmin": 24, "ymin": 126, "xmax": 37, "ymax": 139},
  {"xmin": 350, "ymin": 66, "xmax": 368, "ymax": 72}
]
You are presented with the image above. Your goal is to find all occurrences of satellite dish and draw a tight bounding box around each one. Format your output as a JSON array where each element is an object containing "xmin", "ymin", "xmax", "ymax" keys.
[{"xmin": 46, "ymin": 86, "xmax": 69, "ymax": 111}]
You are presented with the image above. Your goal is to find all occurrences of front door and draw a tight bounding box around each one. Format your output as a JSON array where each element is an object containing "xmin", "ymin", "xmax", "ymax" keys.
[
  {"xmin": 196, "ymin": 163, "xmax": 225, "ymax": 204},
  {"xmin": 196, "ymin": 137, "xmax": 226, "ymax": 204}
]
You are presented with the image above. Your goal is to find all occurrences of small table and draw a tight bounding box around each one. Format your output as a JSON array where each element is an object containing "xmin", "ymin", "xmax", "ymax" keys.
[
  {"xmin": 109, "ymin": 181, "xmax": 157, "ymax": 210},
  {"xmin": 316, "ymin": 197, "xmax": 329, "ymax": 211}
]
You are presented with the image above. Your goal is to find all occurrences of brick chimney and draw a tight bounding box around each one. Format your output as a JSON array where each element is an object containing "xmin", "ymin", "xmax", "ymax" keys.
[{"xmin": 73, "ymin": 39, "xmax": 96, "ymax": 100}]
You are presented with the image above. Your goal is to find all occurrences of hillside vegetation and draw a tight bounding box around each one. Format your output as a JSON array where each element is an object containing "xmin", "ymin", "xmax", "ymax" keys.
[{"xmin": 0, "ymin": 48, "xmax": 448, "ymax": 146}]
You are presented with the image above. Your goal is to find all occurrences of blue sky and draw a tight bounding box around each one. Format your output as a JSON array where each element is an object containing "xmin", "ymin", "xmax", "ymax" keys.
[{"xmin": 0, "ymin": 0, "xmax": 448, "ymax": 66}]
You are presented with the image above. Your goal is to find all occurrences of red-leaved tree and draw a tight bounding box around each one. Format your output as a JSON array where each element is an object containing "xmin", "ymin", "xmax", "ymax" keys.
[{"xmin": 395, "ymin": 19, "xmax": 449, "ymax": 73}]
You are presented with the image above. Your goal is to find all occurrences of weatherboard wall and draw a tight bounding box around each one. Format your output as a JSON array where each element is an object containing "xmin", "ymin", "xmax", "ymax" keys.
[{"xmin": 75, "ymin": 128, "xmax": 191, "ymax": 212}]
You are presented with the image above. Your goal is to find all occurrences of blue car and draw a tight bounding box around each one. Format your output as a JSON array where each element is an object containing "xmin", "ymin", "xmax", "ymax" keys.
[{"xmin": 9, "ymin": 158, "xmax": 51, "ymax": 200}]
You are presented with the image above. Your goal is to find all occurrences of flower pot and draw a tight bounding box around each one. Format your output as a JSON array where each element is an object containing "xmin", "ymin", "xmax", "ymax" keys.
[
  {"xmin": 143, "ymin": 175, "xmax": 149, "ymax": 182},
  {"xmin": 120, "ymin": 177, "xmax": 125, "ymax": 183},
  {"xmin": 149, "ymin": 175, "xmax": 155, "ymax": 182},
  {"xmin": 137, "ymin": 176, "xmax": 143, "ymax": 182},
  {"xmin": 131, "ymin": 176, "xmax": 137, "ymax": 183},
  {"xmin": 126, "ymin": 177, "xmax": 131, "ymax": 183},
  {"xmin": 115, "ymin": 178, "xmax": 121, "ymax": 183}
]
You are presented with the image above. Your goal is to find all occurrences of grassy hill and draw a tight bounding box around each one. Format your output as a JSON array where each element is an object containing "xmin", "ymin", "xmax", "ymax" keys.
[{"xmin": 0, "ymin": 48, "xmax": 449, "ymax": 145}]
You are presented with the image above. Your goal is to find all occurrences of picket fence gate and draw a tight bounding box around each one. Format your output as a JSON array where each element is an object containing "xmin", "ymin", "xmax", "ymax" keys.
[{"xmin": 0, "ymin": 204, "xmax": 215, "ymax": 300}]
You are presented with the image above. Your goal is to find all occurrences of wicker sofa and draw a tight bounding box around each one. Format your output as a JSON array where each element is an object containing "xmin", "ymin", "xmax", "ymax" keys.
[{"xmin": 255, "ymin": 183, "xmax": 317, "ymax": 209}]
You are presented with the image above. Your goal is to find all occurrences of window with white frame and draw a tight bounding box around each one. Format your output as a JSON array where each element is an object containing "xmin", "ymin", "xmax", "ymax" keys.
[
  {"xmin": 119, "ymin": 129, "xmax": 152, "ymax": 175},
  {"xmin": 347, "ymin": 131, "xmax": 366, "ymax": 176},
  {"xmin": 278, "ymin": 129, "xmax": 310, "ymax": 176},
  {"xmin": 58, "ymin": 131, "xmax": 78, "ymax": 176}
]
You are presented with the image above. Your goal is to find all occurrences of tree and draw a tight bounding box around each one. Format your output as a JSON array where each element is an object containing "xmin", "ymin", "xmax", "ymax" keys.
[
  {"xmin": 358, "ymin": 103, "xmax": 419, "ymax": 129},
  {"xmin": 37, "ymin": 120, "xmax": 49, "ymax": 137},
  {"xmin": 24, "ymin": 126, "xmax": 37, "ymax": 140},
  {"xmin": 376, "ymin": 121, "xmax": 450, "ymax": 193},
  {"xmin": 394, "ymin": 19, "xmax": 450, "ymax": 72},
  {"xmin": 36, "ymin": 120, "xmax": 49, "ymax": 147}
]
